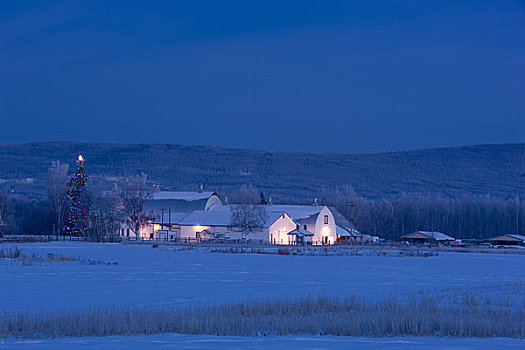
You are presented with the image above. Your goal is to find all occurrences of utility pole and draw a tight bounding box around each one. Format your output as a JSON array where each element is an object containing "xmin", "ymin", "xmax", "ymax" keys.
[
  {"xmin": 348, "ymin": 201, "xmax": 357, "ymax": 246},
  {"xmin": 160, "ymin": 208, "xmax": 165, "ymax": 241},
  {"xmin": 516, "ymin": 196, "xmax": 520, "ymax": 234}
]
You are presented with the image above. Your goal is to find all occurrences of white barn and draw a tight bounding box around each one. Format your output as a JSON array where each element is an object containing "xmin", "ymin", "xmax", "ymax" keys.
[
  {"xmin": 149, "ymin": 206, "xmax": 298, "ymax": 244},
  {"xmin": 266, "ymin": 205, "xmax": 337, "ymax": 245},
  {"xmin": 147, "ymin": 203, "xmax": 344, "ymax": 245},
  {"xmin": 120, "ymin": 191, "xmax": 222, "ymax": 240},
  {"xmin": 123, "ymin": 190, "xmax": 366, "ymax": 245}
]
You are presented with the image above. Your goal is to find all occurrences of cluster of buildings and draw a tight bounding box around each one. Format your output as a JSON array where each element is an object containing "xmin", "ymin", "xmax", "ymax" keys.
[
  {"xmin": 115, "ymin": 190, "xmax": 523, "ymax": 247},
  {"xmin": 120, "ymin": 191, "xmax": 378, "ymax": 245},
  {"xmin": 401, "ymin": 231, "xmax": 525, "ymax": 247}
]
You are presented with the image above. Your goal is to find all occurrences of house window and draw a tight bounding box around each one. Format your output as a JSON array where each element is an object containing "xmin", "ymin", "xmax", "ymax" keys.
[
  {"xmin": 324, "ymin": 215, "xmax": 328, "ymax": 224},
  {"xmin": 126, "ymin": 228, "xmax": 130, "ymax": 237}
]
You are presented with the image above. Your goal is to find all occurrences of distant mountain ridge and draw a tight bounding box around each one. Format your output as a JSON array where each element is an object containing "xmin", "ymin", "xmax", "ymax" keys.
[{"xmin": 0, "ymin": 142, "xmax": 524, "ymax": 201}]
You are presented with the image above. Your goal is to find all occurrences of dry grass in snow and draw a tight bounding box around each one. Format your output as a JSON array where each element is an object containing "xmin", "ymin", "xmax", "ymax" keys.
[{"xmin": 1, "ymin": 283, "xmax": 523, "ymax": 339}]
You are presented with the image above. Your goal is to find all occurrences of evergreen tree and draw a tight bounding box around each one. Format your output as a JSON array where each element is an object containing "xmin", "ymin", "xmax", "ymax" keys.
[
  {"xmin": 64, "ymin": 155, "xmax": 90, "ymax": 237},
  {"xmin": 259, "ymin": 190, "xmax": 267, "ymax": 205}
]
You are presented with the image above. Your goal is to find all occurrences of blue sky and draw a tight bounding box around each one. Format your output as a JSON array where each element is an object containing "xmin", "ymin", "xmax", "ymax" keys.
[{"xmin": 1, "ymin": 1, "xmax": 524, "ymax": 153}]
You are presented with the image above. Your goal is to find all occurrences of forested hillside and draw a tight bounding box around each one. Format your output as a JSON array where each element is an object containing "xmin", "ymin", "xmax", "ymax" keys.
[{"xmin": 0, "ymin": 142, "xmax": 524, "ymax": 202}]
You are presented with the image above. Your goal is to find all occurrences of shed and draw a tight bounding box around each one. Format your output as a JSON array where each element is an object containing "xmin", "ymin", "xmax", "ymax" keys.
[
  {"xmin": 488, "ymin": 234, "xmax": 525, "ymax": 246},
  {"xmin": 401, "ymin": 231, "xmax": 455, "ymax": 244}
]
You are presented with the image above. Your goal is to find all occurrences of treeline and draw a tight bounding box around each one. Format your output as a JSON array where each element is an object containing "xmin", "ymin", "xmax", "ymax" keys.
[
  {"xmin": 2, "ymin": 186, "xmax": 524, "ymax": 241},
  {"xmin": 0, "ymin": 194, "xmax": 55, "ymax": 235},
  {"xmin": 319, "ymin": 186, "xmax": 525, "ymax": 240},
  {"xmin": 0, "ymin": 165, "xmax": 153, "ymax": 242}
]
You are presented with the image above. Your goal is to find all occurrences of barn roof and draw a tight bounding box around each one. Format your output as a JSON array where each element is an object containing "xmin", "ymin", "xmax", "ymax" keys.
[
  {"xmin": 266, "ymin": 205, "xmax": 324, "ymax": 220},
  {"xmin": 488, "ymin": 234, "xmax": 525, "ymax": 242},
  {"xmin": 152, "ymin": 191, "xmax": 216, "ymax": 201},
  {"xmin": 145, "ymin": 191, "xmax": 219, "ymax": 213},
  {"xmin": 401, "ymin": 231, "xmax": 455, "ymax": 241},
  {"xmin": 329, "ymin": 207, "xmax": 362, "ymax": 237},
  {"xmin": 175, "ymin": 206, "xmax": 285, "ymax": 227}
]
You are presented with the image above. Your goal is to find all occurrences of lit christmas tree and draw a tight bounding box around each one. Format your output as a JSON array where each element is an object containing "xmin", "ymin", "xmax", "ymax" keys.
[{"xmin": 64, "ymin": 155, "xmax": 90, "ymax": 237}]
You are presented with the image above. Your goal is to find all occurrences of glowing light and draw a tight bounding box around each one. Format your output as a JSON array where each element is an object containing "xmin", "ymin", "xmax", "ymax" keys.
[
  {"xmin": 64, "ymin": 155, "xmax": 90, "ymax": 237},
  {"xmin": 153, "ymin": 224, "xmax": 161, "ymax": 231},
  {"xmin": 78, "ymin": 155, "xmax": 84, "ymax": 162}
]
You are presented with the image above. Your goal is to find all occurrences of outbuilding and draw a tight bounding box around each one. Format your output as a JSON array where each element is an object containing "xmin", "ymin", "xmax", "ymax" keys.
[
  {"xmin": 487, "ymin": 234, "xmax": 525, "ymax": 246},
  {"xmin": 401, "ymin": 231, "xmax": 455, "ymax": 244}
]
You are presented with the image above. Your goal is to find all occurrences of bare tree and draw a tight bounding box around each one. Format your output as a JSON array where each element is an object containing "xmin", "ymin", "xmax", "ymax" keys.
[
  {"xmin": 89, "ymin": 190, "xmax": 123, "ymax": 242},
  {"xmin": 117, "ymin": 174, "xmax": 154, "ymax": 239},
  {"xmin": 0, "ymin": 191, "xmax": 14, "ymax": 236},
  {"xmin": 47, "ymin": 161, "xmax": 69, "ymax": 235},
  {"xmin": 229, "ymin": 185, "xmax": 269, "ymax": 242}
]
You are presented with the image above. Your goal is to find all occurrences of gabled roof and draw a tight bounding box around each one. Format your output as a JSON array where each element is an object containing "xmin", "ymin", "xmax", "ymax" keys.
[
  {"xmin": 266, "ymin": 205, "xmax": 324, "ymax": 221},
  {"xmin": 401, "ymin": 231, "xmax": 455, "ymax": 241},
  {"xmin": 145, "ymin": 191, "xmax": 220, "ymax": 213},
  {"xmin": 287, "ymin": 228, "xmax": 314, "ymax": 236},
  {"xmin": 488, "ymin": 234, "xmax": 525, "ymax": 242},
  {"xmin": 295, "ymin": 213, "xmax": 318, "ymax": 229},
  {"xmin": 152, "ymin": 191, "xmax": 216, "ymax": 201},
  {"xmin": 175, "ymin": 206, "xmax": 285, "ymax": 227}
]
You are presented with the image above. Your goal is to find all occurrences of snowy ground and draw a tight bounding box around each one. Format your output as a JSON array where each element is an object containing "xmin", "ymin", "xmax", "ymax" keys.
[
  {"xmin": 1, "ymin": 242, "xmax": 524, "ymax": 348},
  {"xmin": 1, "ymin": 242, "xmax": 524, "ymax": 312},
  {"xmin": 2, "ymin": 334, "xmax": 524, "ymax": 350}
]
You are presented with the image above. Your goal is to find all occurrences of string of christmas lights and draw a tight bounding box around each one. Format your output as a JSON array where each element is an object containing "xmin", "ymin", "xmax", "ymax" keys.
[{"xmin": 64, "ymin": 155, "xmax": 90, "ymax": 236}]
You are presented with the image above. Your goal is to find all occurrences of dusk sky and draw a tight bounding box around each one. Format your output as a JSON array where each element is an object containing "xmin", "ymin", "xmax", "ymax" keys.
[{"xmin": 1, "ymin": 1, "xmax": 524, "ymax": 153}]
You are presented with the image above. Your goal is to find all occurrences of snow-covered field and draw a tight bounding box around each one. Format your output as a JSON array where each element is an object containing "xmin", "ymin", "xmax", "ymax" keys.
[
  {"xmin": 2, "ymin": 334, "xmax": 524, "ymax": 350},
  {"xmin": 1, "ymin": 242, "xmax": 524, "ymax": 348},
  {"xmin": 1, "ymin": 242, "xmax": 524, "ymax": 312}
]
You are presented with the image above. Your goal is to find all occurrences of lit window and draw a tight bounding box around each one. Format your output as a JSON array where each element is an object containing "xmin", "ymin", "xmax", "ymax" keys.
[{"xmin": 324, "ymin": 215, "xmax": 328, "ymax": 224}]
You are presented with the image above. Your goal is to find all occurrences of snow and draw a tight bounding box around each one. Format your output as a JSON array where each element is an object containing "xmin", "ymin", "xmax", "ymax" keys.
[
  {"xmin": 1, "ymin": 242, "xmax": 524, "ymax": 313},
  {"xmin": 266, "ymin": 205, "xmax": 324, "ymax": 220},
  {"xmin": 1, "ymin": 334, "xmax": 523, "ymax": 350},
  {"xmin": 156, "ymin": 212, "xmax": 190, "ymax": 224},
  {"xmin": 508, "ymin": 234, "xmax": 525, "ymax": 240},
  {"xmin": 177, "ymin": 207, "xmax": 284, "ymax": 227},
  {"xmin": 152, "ymin": 191, "xmax": 215, "ymax": 201},
  {"xmin": 403, "ymin": 231, "xmax": 455, "ymax": 241}
]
